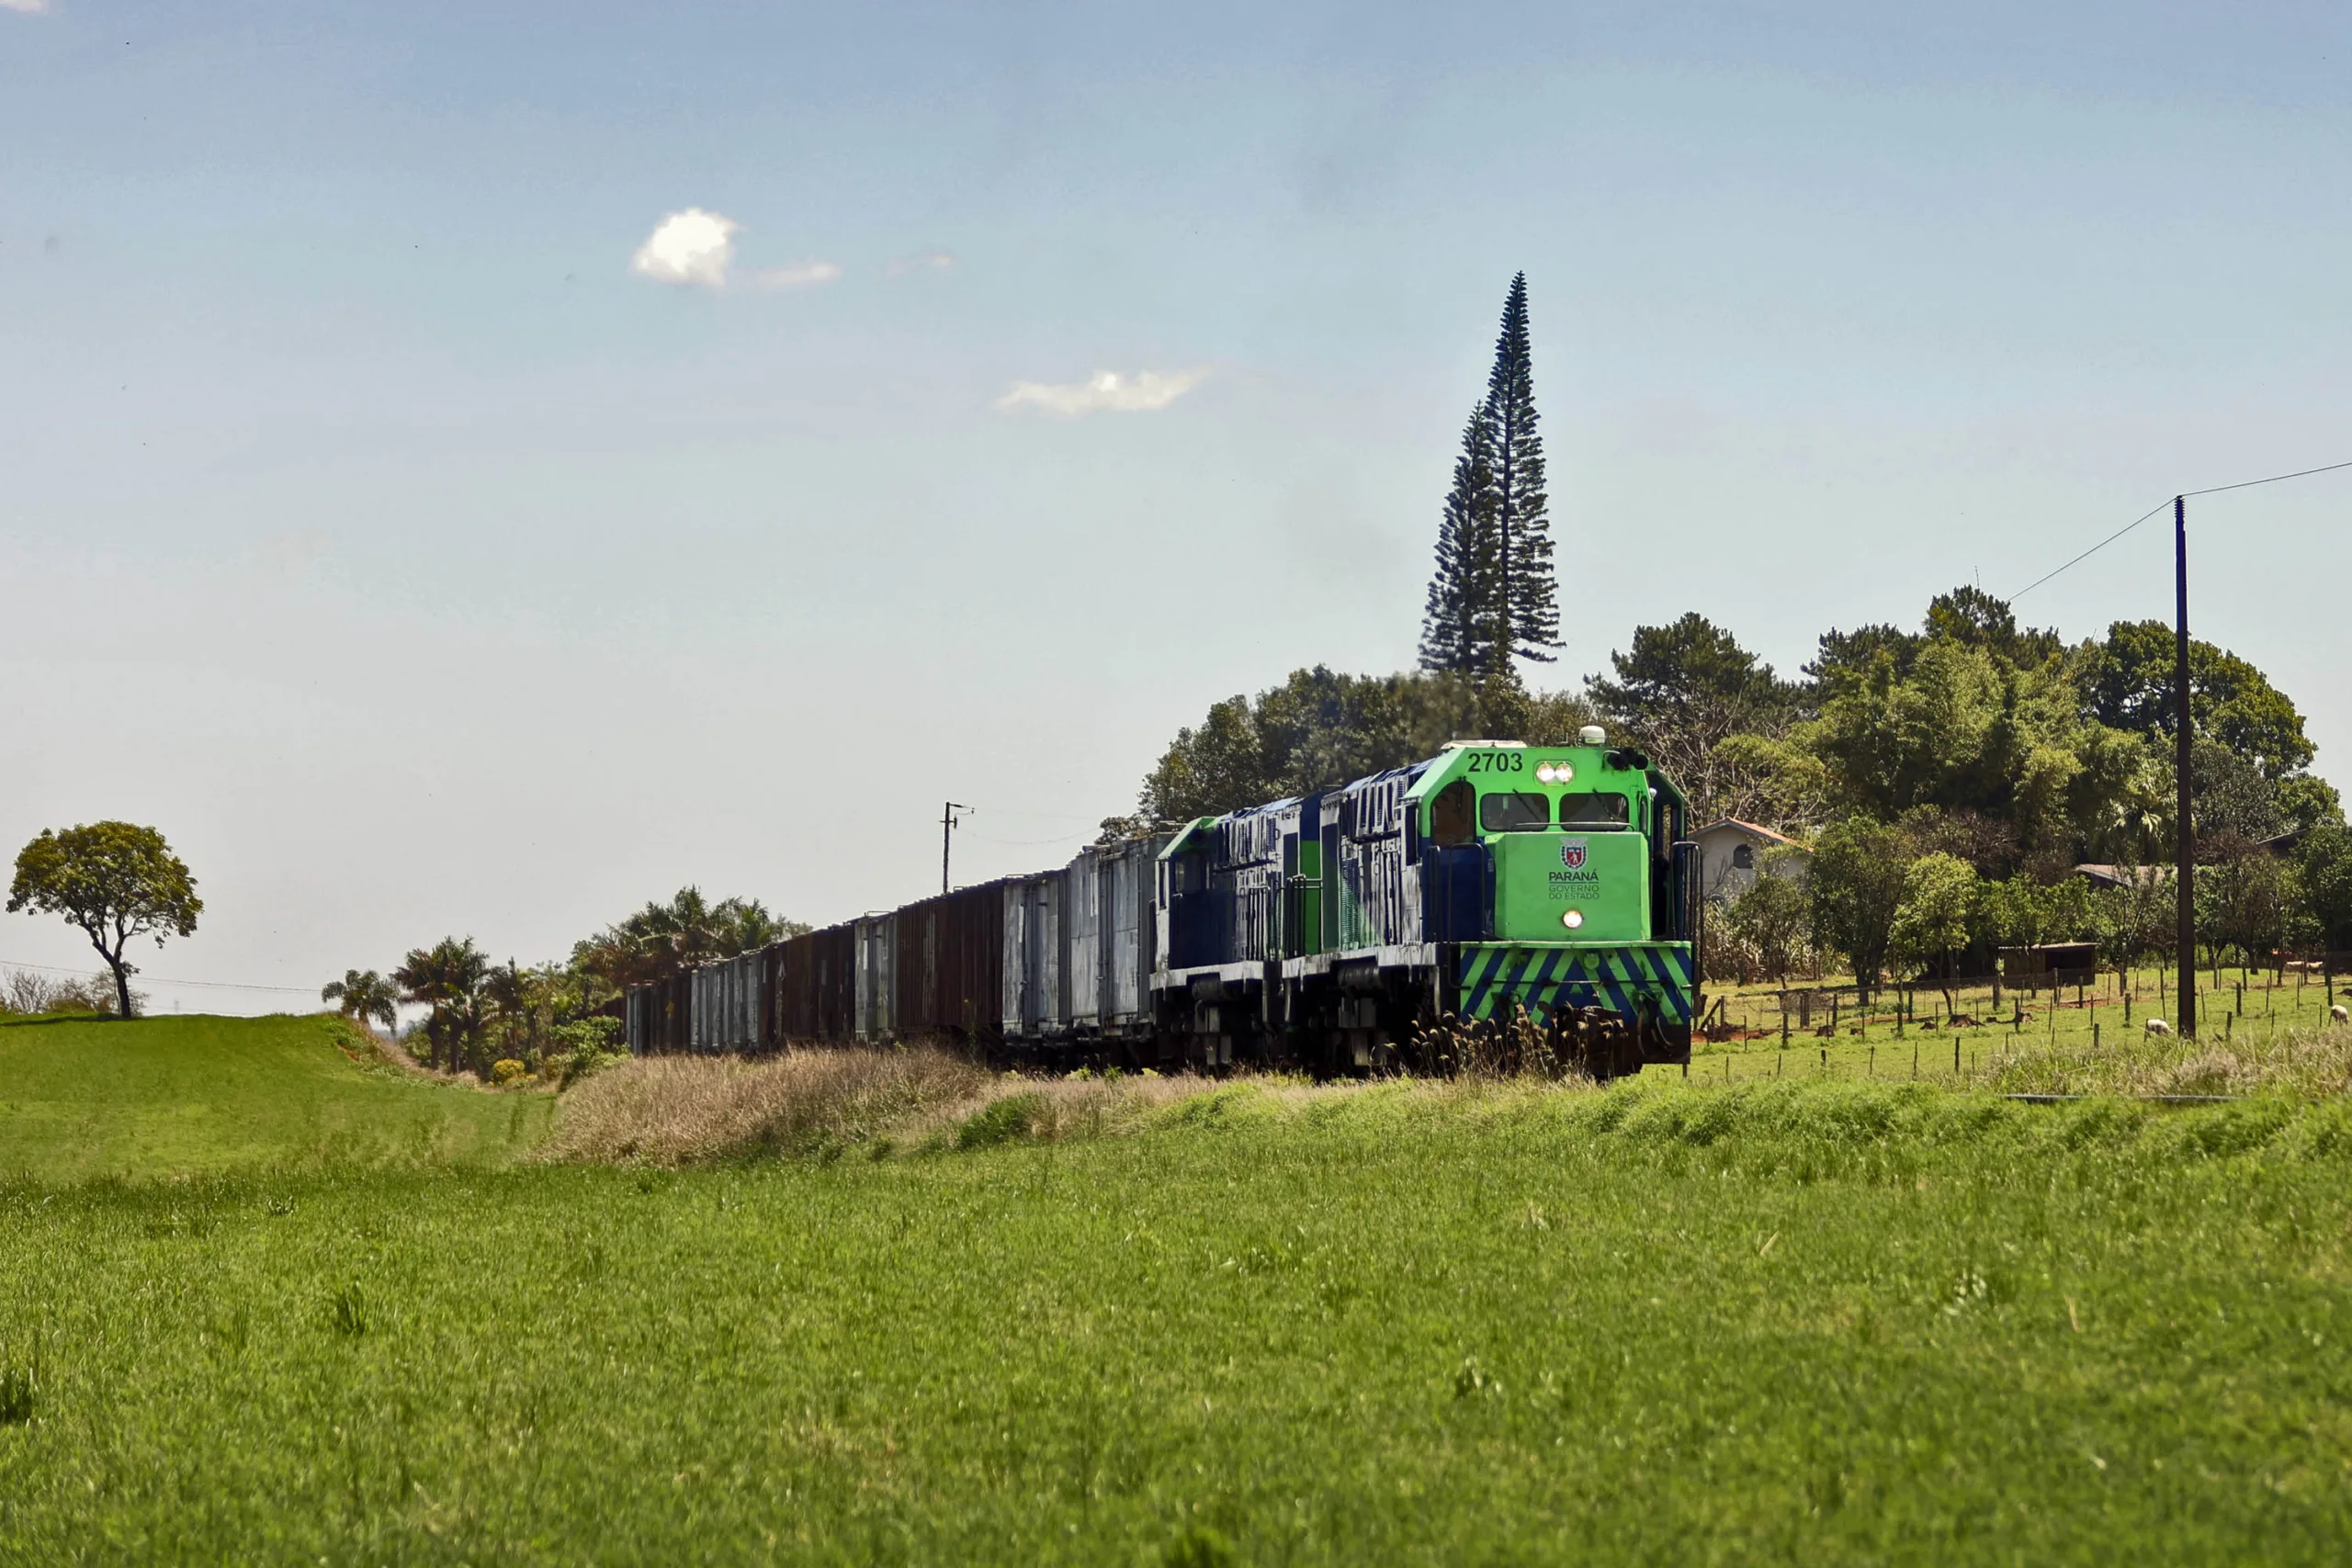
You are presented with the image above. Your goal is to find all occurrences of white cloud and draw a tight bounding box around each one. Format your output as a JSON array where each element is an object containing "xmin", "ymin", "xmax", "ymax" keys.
[
  {"xmin": 886, "ymin": 249, "xmax": 956, "ymax": 276},
  {"xmin": 1, "ymin": 1, "xmax": 52, "ymax": 13},
  {"xmin": 630, "ymin": 209, "xmax": 740, "ymax": 288},
  {"xmin": 744, "ymin": 261, "xmax": 844, "ymax": 290},
  {"xmin": 629, "ymin": 209, "xmax": 842, "ymax": 293},
  {"xmin": 994, "ymin": 368, "xmax": 1207, "ymax": 417}
]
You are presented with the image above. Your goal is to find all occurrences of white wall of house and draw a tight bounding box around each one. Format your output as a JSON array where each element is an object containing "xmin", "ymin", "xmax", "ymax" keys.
[{"xmin": 1693, "ymin": 820, "xmax": 1804, "ymax": 899}]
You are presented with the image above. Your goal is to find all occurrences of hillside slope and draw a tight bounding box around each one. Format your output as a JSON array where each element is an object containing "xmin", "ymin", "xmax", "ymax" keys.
[{"xmin": 0, "ymin": 1013, "xmax": 550, "ymax": 1182}]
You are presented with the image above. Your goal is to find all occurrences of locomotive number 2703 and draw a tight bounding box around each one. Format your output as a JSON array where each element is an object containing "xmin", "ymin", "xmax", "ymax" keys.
[{"xmin": 1463, "ymin": 751, "xmax": 1525, "ymax": 773}]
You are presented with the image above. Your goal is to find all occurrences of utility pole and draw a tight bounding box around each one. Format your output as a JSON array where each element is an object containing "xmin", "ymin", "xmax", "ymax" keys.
[
  {"xmin": 2174, "ymin": 494, "xmax": 2197, "ymax": 1041},
  {"xmin": 941, "ymin": 802, "xmax": 970, "ymax": 896}
]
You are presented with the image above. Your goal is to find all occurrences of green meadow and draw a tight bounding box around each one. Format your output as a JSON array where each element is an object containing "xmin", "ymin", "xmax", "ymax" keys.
[
  {"xmin": 0, "ymin": 1013, "xmax": 549, "ymax": 1182},
  {"xmin": 2, "ymin": 1015, "xmax": 2349, "ymax": 1563}
]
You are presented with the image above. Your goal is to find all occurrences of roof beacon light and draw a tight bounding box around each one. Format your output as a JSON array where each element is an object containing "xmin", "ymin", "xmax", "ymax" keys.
[
  {"xmin": 1578, "ymin": 725, "xmax": 1608, "ymax": 746},
  {"xmin": 1562, "ymin": 909, "xmax": 1585, "ymax": 930}
]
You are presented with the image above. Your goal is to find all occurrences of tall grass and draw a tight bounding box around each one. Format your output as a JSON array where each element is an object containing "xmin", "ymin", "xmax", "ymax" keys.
[
  {"xmin": 1983, "ymin": 1020, "xmax": 2352, "ymax": 1098},
  {"xmin": 536, "ymin": 1045, "xmax": 994, "ymax": 1163}
]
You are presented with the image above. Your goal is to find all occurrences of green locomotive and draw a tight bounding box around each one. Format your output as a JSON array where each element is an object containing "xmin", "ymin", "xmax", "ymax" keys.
[{"xmin": 1155, "ymin": 728, "xmax": 1700, "ymax": 1077}]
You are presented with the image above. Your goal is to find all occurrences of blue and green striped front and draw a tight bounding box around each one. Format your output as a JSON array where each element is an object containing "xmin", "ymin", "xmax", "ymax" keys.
[{"xmin": 1456, "ymin": 942, "xmax": 1695, "ymax": 1026}]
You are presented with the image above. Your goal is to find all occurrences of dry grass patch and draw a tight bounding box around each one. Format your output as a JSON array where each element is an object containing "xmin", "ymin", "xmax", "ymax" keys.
[
  {"xmin": 537, "ymin": 1046, "xmax": 993, "ymax": 1165},
  {"xmin": 536, "ymin": 1053, "xmax": 1463, "ymax": 1166}
]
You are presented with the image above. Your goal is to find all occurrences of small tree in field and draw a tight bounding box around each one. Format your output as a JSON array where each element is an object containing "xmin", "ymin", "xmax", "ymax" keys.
[
  {"xmin": 1889, "ymin": 852, "xmax": 1980, "ymax": 1013},
  {"xmin": 1720, "ymin": 846, "xmax": 1815, "ymax": 988},
  {"xmin": 1809, "ymin": 818, "xmax": 1914, "ymax": 1004},
  {"xmin": 7, "ymin": 823, "xmax": 202, "ymax": 1020}
]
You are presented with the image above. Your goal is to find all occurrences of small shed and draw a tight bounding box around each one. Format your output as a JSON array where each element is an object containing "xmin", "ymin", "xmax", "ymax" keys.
[
  {"xmin": 1999, "ymin": 942, "xmax": 2099, "ymax": 987},
  {"xmin": 1691, "ymin": 818, "xmax": 1804, "ymax": 899}
]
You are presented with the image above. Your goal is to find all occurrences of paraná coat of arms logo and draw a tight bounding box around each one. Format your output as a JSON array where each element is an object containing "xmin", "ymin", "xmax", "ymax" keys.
[{"xmin": 1560, "ymin": 839, "xmax": 1589, "ymax": 870}]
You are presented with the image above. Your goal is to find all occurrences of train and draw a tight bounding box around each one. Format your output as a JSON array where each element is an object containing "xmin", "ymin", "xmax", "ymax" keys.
[{"xmin": 626, "ymin": 729, "xmax": 1702, "ymax": 1077}]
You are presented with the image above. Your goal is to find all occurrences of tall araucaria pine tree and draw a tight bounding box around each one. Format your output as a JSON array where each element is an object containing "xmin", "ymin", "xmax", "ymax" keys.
[
  {"xmin": 1418, "ymin": 273, "xmax": 1561, "ymax": 680},
  {"xmin": 1484, "ymin": 272, "xmax": 1558, "ymax": 668},
  {"xmin": 1416, "ymin": 405, "xmax": 1503, "ymax": 676}
]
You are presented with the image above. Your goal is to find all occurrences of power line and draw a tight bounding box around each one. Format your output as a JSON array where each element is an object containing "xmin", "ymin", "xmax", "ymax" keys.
[
  {"xmin": 2009, "ymin": 457, "xmax": 2352, "ymax": 601},
  {"xmin": 2183, "ymin": 457, "xmax": 2352, "ymax": 499},
  {"xmin": 0, "ymin": 957, "xmax": 314, "ymax": 994},
  {"xmin": 2009, "ymin": 500, "xmax": 2171, "ymax": 602}
]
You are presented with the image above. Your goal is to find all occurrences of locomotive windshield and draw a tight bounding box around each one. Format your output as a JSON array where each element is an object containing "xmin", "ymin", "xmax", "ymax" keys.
[
  {"xmin": 1478, "ymin": 792, "xmax": 1551, "ymax": 832},
  {"xmin": 1559, "ymin": 792, "xmax": 1632, "ymax": 827},
  {"xmin": 1430, "ymin": 780, "xmax": 1476, "ymax": 845}
]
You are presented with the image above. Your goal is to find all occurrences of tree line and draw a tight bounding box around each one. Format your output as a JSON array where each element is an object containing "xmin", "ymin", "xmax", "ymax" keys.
[{"xmin": 324, "ymin": 886, "xmax": 808, "ymax": 1082}]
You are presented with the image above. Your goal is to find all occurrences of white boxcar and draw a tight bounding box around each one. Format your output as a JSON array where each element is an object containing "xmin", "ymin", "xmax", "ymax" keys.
[
  {"xmin": 690, "ymin": 951, "xmax": 762, "ymax": 1054},
  {"xmin": 1001, "ymin": 874, "xmax": 1060, "ymax": 1043},
  {"xmin": 1050, "ymin": 837, "xmax": 1167, "ymax": 1041}
]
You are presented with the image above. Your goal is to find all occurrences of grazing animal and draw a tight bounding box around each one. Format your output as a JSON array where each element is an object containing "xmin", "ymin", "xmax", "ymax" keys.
[
  {"xmin": 2332, "ymin": 1004, "xmax": 2348, "ymax": 1024},
  {"xmin": 2144, "ymin": 1018, "xmax": 2174, "ymax": 1037}
]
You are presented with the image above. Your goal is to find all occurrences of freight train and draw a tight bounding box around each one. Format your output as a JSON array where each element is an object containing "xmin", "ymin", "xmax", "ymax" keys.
[{"xmin": 626, "ymin": 730, "xmax": 1702, "ymax": 1077}]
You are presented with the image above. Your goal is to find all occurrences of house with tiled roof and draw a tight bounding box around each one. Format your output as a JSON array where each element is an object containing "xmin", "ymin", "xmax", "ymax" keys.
[{"xmin": 1691, "ymin": 818, "xmax": 1805, "ymax": 898}]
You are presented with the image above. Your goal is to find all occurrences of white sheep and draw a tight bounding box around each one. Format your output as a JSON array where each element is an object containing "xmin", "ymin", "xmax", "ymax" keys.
[
  {"xmin": 2333, "ymin": 1003, "xmax": 2348, "ymax": 1024},
  {"xmin": 2144, "ymin": 1018, "xmax": 2174, "ymax": 1037}
]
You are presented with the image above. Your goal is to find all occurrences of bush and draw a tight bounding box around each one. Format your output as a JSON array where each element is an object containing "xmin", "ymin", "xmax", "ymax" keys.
[
  {"xmin": 491, "ymin": 1059, "xmax": 531, "ymax": 1087},
  {"xmin": 1, "ymin": 968, "xmax": 133, "ymax": 1017}
]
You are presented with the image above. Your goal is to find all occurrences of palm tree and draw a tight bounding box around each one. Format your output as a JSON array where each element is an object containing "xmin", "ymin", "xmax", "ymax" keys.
[
  {"xmin": 481, "ymin": 958, "xmax": 540, "ymax": 1065},
  {"xmin": 391, "ymin": 937, "xmax": 489, "ymax": 1073},
  {"xmin": 321, "ymin": 969, "xmax": 398, "ymax": 1038}
]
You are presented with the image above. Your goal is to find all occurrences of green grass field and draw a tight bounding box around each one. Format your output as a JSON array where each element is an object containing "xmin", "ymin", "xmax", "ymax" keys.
[
  {"xmin": 2, "ymin": 1017, "xmax": 2349, "ymax": 1563},
  {"xmin": 0, "ymin": 1013, "xmax": 550, "ymax": 1182}
]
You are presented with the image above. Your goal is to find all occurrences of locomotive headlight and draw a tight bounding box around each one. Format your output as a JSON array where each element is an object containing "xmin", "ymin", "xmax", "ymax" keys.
[
  {"xmin": 1562, "ymin": 909, "xmax": 1584, "ymax": 930},
  {"xmin": 1550, "ymin": 761, "xmax": 1574, "ymax": 783},
  {"xmin": 1536, "ymin": 763, "xmax": 1557, "ymax": 784}
]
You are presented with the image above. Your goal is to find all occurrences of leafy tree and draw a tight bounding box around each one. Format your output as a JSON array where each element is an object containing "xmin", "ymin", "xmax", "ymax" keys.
[
  {"xmin": 1706, "ymin": 733, "xmax": 1834, "ymax": 836},
  {"xmin": 1586, "ymin": 614, "xmax": 1804, "ymax": 824},
  {"xmin": 2196, "ymin": 845, "xmax": 2289, "ymax": 974},
  {"xmin": 1808, "ymin": 818, "xmax": 1915, "ymax": 999},
  {"xmin": 1417, "ymin": 274, "xmax": 1558, "ymax": 677},
  {"xmin": 1715, "ymin": 847, "xmax": 1814, "ymax": 987},
  {"xmin": 1128, "ymin": 667, "xmax": 1598, "ymax": 829},
  {"xmin": 2082, "ymin": 621, "xmax": 2315, "ymax": 779},
  {"xmin": 321, "ymin": 969, "xmax": 397, "ymax": 1035},
  {"xmin": 2090, "ymin": 867, "xmax": 2176, "ymax": 969},
  {"xmin": 1975, "ymin": 874, "xmax": 2095, "ymax": 949},
  {"xmin": 570, "ymin": 888, "xmax": 806, "ymax": 1003},
  {"xmin": 1128, "ymin": 694, "xmax": 1268, "ymax": 827},
  {"xmin": 1804, "ymin": 623, "xmax": 1920, "ymax": 704},
  {"xmin": 1798, "ymin": 634, "xmax": 2160, "ymax": 867},
  {"xmin": 2278, "ymin": 774, "xmax": 2345, "ymax": 838},
  {"xmin": 1417, "ymin": 408, "xmax": 1503, "ymax": 676},
  {"xmin": 2291, "ymin": 822, "xmax": 2352, "ymax": 951},
  {"xmin": 1889, "ymin": 852, "xmax": 1979, "ymax": 1008},
  {"xmin": 7, "ymin": 822, "xmax": 201, "ymax": 1020},
  {"xmin": 1894, "ymin": 804, "xmax": 2020, "ymax": 880},
  {"xmin": 2188, "ymin": 739, "xmax": 2287, "ymax": 845},
  {"xmin": 1922, "ymin": 587, "xmax": 2062, "ymax": 669}
]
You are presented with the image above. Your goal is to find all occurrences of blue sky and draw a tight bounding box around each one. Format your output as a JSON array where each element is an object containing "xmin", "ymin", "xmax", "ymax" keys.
[{"xmin": 4, "ymin": 2, "xmax": 2347, "ymax": 1009}]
